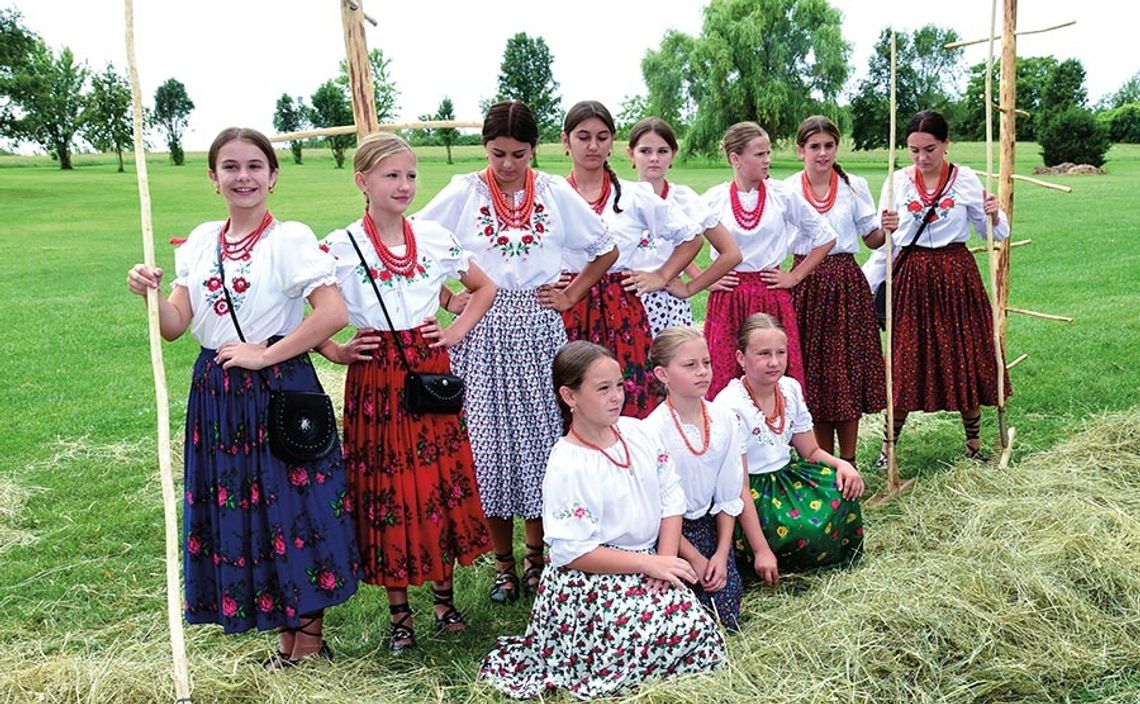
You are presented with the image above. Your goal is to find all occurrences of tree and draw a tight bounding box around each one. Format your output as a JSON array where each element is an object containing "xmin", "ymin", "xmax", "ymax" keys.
[
  {"xmin": 1040, "ymin": 58, "xmax": 1087, "ymax": 113},
  {"xmin": 958, "ymin": 56, "xmax": 1057, "ymax": 142},
  {"xmin": 1, "ymin": 40, "xmax": 88, "ymax": 169},
  {"xmin": 81, "ymin": 64, "xmax": 132, "ymax": 172},
  {"xmin": 152, "ymin": 78, "xmax": 194, "ymax": 165},
  {"xmin": 337, "ymin": 48, "xmax": 399, "ymax": 123},
  {"xmin": 0, "ymin": 7, "xmax": 36, "ymax": 81},
  {"xmin": 434, "ymin": 96, "xmax": 458, "ymax": 164},
  {"xmin": 641, "ymin": 29, "xmax": 701, "ymax": 133},
  {"xmin": 309, "ymin": 80, "xmax": 354, "ymax": 168},
  {"xmin": 849, "ymin": 25, "xmax": 964, "ymax": 151},
  {"xmin": 1100, "ymin": 70, "xmax": 1140, "ymax": 110},
  {"xmin": 1038, "ymin": 107, "xmax": 1110, "ymax": 167},
  {"xmin": 494, "ymin": 33, "xmax": 561, "ymax": 141},
  {"xmin": 615, "ymin": 95, "xmax": 650, "ymax": 139},
  {"xmin": 644, "ymin": 0, "xmax": 851, "ymax": 156},
  {"xmin": 273, "ymin": 94, "xmax": 308, "ymax": 164}
]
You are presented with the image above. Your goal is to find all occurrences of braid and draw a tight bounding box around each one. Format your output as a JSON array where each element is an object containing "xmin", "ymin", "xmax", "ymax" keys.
[
  {"xmin": 832, "ymin": 162, "xmax": 851, "ymax": 187},
  {"xmin": 604, "ymin": 161, "xmax": 623, "ymax": 214}
]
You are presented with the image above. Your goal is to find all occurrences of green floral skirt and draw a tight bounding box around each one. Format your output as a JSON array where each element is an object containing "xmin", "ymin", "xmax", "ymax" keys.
[{"xmin": 734, "ymin": 460, "xmax": 863, "ymax": 571}]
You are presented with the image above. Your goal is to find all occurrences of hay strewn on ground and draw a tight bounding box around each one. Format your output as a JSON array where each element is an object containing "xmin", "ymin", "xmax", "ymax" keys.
[
  {"xmin": 2, "ymin": 410, "xmax": 1139, "ymax": 703},
  {"xmin": 0, "ymin": 476, "xmax": 35, "ymax": 554}
]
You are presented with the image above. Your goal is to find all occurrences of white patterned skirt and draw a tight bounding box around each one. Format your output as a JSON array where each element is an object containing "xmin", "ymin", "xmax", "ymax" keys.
[
  {"xmin": 450, "ymin": 288, "xmax": 566, "ymax": 520},
  {"xmin": 480, "ymin": 552, "xmax": 726, "ymax": 700},
  {"xmin": 640, "ymin": 289, "xmax": 694, "ymax": 338}
]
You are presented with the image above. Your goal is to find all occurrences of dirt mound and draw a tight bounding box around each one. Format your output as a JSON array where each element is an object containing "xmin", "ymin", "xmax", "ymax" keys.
[{"xmin": 1033, "ymin": 162, "xmax": 1105, "ymax": 175}]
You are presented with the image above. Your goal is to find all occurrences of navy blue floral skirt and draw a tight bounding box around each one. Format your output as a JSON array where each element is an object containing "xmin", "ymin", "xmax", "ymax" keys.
[
  {"xmin": 182, "ymin": 348, "xmax": 360, "ymax": 634},
  {"xmin": 682, "ymin": 513, "xmax": 743, "ymax": 631}
]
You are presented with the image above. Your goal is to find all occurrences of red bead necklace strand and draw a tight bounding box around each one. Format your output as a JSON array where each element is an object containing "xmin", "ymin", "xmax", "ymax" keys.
[
  {"xmin": 486, "ymin": 167, "xmax": 536, "ymax": 228},
  {"xmin": 800, "ymin": 170, "xmax": 838, "ymax": 213},
  {"xmin": 218, "ymin": 211, "xmax": 274, "ymax": 261},
  {"xmin": 743, "ymin": 378, "xmax": 786, "ymax": 435},
  {"xmin": 568, "ymin": 170, "xmax": 611, "ymax": 215},
  {"xmin": 729, "ymin": 180, "xmax": 766, "ymax": 229},
  {"xmin": 362, "ymin": 212, "xmax": 418, "ymax": 277},
  {"xmin": 666, "ymin": 396, "xmax": 710, "ymax": 456},
  {"xmin": 913, "ymin": 161, "xmax": 950, "ymax": 206},
  {"xmin": 658, "ymin": 179, "xmax": 671, "ymax": 200},
  {"xmin": 569, "ymin": 425, "xmax": 632, "ymax": 469}
]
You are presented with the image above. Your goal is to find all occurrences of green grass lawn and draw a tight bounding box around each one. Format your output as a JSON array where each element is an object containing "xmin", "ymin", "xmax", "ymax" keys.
[{"xmin": 1, "ymin": 139, "xmax": 1138, "ymax": 703}]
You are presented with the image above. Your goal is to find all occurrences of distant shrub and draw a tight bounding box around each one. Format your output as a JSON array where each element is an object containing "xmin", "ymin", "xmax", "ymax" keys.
[
  {"xmin": 1099, "ymin": 103, "xmax": 1140, "ymax": 143},
  {"xmin": 1038, "ymin": 107, "xmax": 1110, "ymax": 167}
]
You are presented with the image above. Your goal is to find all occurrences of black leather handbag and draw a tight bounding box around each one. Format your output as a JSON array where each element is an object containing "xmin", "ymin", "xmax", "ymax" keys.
[
  {"xmin": 346, "ymin": 229, "xmax": 465, "ymax": 415},
  {"xmin": 217, "ymin": 242, "xmax": 337, "ymax": 464}
]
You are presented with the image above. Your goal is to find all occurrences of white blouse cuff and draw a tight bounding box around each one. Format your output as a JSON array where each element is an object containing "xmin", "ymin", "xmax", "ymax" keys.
[
  {"xmin": 549, "ymin": 539, "xmax": 600, "ymax": 569},
  {"xmin": 301, "ymin": 274, "xmax": 340, "ymax": 300},
  {"xmin": 710, "ymin": 497, "xmax": 744, "ymax": 517}
]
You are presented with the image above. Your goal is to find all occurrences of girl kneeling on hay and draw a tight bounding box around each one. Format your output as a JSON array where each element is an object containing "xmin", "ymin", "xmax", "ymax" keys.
[
  {"xmin": 480, "ymin": 341, "xmax": 725, "ymax": 700},
  {"xmin": 714, "ymin": 314, "xmax": 865, "ymax": 581},
  {"xmin": 126, "ymin": 127, "xmax": 359, "ymax": 667},
  {"xmin": 316, "ymin": 133, "xmax": 496, "ymax": 652}
]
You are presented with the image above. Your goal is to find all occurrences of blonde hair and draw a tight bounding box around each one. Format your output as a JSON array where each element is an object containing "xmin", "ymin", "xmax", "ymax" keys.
[
  {"xmin": 722, "ymin": 121, "xmax": 768, "ymax": 161},
  {"xmin": 650, "ymin": 326, "xmax": 705, "ymax": 370},
  {"xmin": 736, "ymin": 313, "xmax": 785, "ymax": 352},
  {"xmin": 354, "ymin": 132, "xmax": 414, "ymax": 174}
]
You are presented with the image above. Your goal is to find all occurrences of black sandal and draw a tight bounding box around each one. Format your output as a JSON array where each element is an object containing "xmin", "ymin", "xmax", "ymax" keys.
[
  {"xmin": 489, "ymin": 551, "xmax": 520, "ymax": 604},
  {"xmin": 522, "ymin": 542, "xmax": 545, "ymax": 595},
  {"xmin": 262, "ymin": 649, "xmax": 297, "ymax": 670},
  {"xmin": 388, "ymin": 602, "xmax": 416, "ymax": 653},
  {"xmin": 264, "ymin": 616, "xmax": 332, "ymax": 669},
  {"xmin": 432, "ymin": 586, "xmax": 466, "ymax": 633}
]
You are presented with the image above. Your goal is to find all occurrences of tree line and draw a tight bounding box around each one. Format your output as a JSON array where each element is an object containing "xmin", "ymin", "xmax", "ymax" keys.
[{"xmin": 3, "ymin": 2, "xmax": 1135, "ymax": 171}]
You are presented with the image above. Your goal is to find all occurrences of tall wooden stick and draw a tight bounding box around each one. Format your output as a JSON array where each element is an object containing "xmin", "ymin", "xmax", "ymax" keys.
[
  {"xmin": 341, "ymin": 0, "xmax": 378, "ymax": 139},
  {"xmin": 883, "ymin": 31, "xmax": 900, "ymax": 491},
  {"xmin": 983, "ymin": 0, "xmax": 1009, "ymax": 454},
  {"xmin": 124, "ymin": 1, "xmax": 192, "ymax": 701},
  {"xmin": 996, "ymin": 0, "xmax": 1018, "ymax": 364}
]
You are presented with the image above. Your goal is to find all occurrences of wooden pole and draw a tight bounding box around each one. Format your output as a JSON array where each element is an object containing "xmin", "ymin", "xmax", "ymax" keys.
[
  {"xmin": 268, "ymin": 119, "xmax": 484, "ymax": 143},
  {"xmin": 996, "ymin": 0, "xmax": 1018, "ymax": 357},
  {"xmin": 984, "ymin": 0, "xmax": 1010, "ymax": 454},
  {"xmin": 943, "ymin": 19, "xmax": 1074, "ymax": 49},
  {"xmin": 341, "ymin": 0, "xmax": 378, "ymax": 139},
  {"xmin": 124, "ymin": 1, "xmax": 192, "ymax": 701}
]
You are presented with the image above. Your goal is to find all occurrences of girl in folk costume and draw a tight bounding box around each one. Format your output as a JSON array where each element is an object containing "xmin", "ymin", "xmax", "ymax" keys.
[
  {"xmin": 316, "ymin": 133, "xmax": 495, "ymax": 652},
  {"xmin": 865, "ymin": 110, "xmax": 1011, "ymax": 462},
  {"xmin": 480, "ymin": 342, "xmax": 726, "ymax": 700},
  {"xmin": 714, "ymin": 314, "xmax": 865, "ymax": 577},
  {"xmin": 644, "ymin": 327, "xmax": 746, "ymax": 630},
  {"xmin": 702, "ymin": 122, "xmax": 838, "ymax": 400},
  {"xmin": 626, "ymin": 117, "xmax": 743, "ymax": 337},
  {"xmin": 560, "ymin": 101, "xmax": 704, "ymax": 418},
  {"xmin": 783, "ymin": 116, "xmax": 887, "ymax": 467},
  {"xmin": 415, "ymin": 101, "xmax": 617, "ymax": 604},
  {"xmin": 126, "ymin": 128, "xmax": 359, "ymax": 666}
]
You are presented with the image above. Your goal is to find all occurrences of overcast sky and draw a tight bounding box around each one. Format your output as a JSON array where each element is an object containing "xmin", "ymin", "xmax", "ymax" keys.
[{"xmin": 4, "ymin": 0, "xmax": 1133, "ymax": 151}]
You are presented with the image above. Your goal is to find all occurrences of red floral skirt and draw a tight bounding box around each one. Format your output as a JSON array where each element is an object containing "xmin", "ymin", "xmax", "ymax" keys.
[
  {"xmin": 704, "ymin": 271, "xmax": 804, "ymax": 400},
  {"xmin": 343, "ymin": 329, "xmax": 490, "ymax": 588},
  {"xmin": 561, "ymin": 272, "xmax": 658, "ymax": 418},
  {"xmin": 892, "ymin": 244, "xmax": 1011, "ymax": 412},
  {"xmin": 793, "ymin": 254, "xmax": 886, "ymax": 422}
]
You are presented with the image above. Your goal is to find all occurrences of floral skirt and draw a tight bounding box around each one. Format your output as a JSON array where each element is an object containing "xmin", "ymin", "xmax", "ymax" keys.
[
  {"xmin": 562, "ymin": 272, "xmax": 658, "ymax": 419},
  {"xmin": 892, "ymin": 244, "xmax": 1011, "ymax": 412},
  {"xmin": 734, "ymin": 461, "xmax": 863, "ymax": 572},
  {"xmin": 450, "ymin": 288, "xmax": 565, "ymax": 519},
  {"xmin": 479, "ymin": 552, "xmax": 726, "ymax": 700},
  {"xmin": 792, "ymin": 254, "xmax": 886, "ymax": 422},
  {"xmin": 682, "ymin": 513, "xmax": 743, "ymax": 631},
  {"xmin": 343, "ymin": 329, "xmax": 490, "ymax": 588},
  {"xmin": 704, "ymin": 271, "xmax": 804, "ymax": 400},
  {"xmin": 183, "ymin": 348, "xmax": 359, "ymax": 634},
  {"xmin": 640, "ymin": 288, "xmax": 694, "ymax": 338}
]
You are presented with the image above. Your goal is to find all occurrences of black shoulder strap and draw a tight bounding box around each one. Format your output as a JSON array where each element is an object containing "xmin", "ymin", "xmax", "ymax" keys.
[
  {"xmin": 216, "ymin": 240, "xmax": 246, "ymax": 343},
  {"xmin": 344, "ymin": 228, "xmax": 414, "ymax": 375},
  {"xmin": 900, "ymin": 163, "xmax": 957, "ymax": 250}
]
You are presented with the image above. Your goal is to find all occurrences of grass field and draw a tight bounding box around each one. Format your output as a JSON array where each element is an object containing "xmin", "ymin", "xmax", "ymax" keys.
[{"xmin": 1, "ymin": 139, "xmax": 1138, "ymax": 703}]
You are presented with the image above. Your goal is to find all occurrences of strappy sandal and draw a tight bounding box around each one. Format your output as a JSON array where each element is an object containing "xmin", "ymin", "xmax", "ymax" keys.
[
  {"xmin": 264, "ymin": 616, "xmax": 332, "ymax": 669},
  {"xmin": 262, "ymin": 649, "xmax": 297, "ymax": 670},
  {"xmin": 489, "ymin": 551, "xmax": 520, "ymax": 604},
  {"xmin": 388, "ymin": 602, "xmax": 416, "ymax": 653},
  {"xmin": 964, "ymin": 443, "xmax": 990, "ymax": 463},
  {"xmin": 522, "ymin": 542, "xmax": 545, "ymax": 596},
  {"xmin": 432, "ymin": 586, "xmax": 466, "ymax": 633}
]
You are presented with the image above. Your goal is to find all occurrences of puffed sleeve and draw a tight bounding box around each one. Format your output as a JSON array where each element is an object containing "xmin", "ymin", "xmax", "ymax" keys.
[
  {"xmin": 675, "ymin": 185, "xmax": 720, "ymax": 231},
  {"xmin": 319, "ymin": 226, "xmax": 361, "ymax": 287},
  {"xmin": 710, "ymin": 407, "xmax": 745, "ymax": 516},
  {"xmin": 412, "ymin": 174, "xmax": 471, "ymax": 234},
  {"xmin": 655, "ymin": 447, "xmax": 687, "ymax": 519},
  {"xmin": 420, "ymin": 220, "xmax": 473, "ymax": 279},
  {"xmin": 172, "ymin": 222, "xmax": 220, "ymax": 289},
  {"xmin": 784, "ymin": 378, "xmax": 814, "ymax": 435},
  {"xmin": 849, "ymin": 175, "xmax": 879, "ymax": 237},
  {"xmin": 780, "ymin": 183, "xmax": 838, "ymax": 249},
  {"xmin": 546, "ymin": 175, "xmax": 616, "ymax": 262},
  {"xmin": 274, "ymin": 222, "xmax": 338, "ymax": 299},
  {"xmin": 958, "ymin": 167, "xmax": 1010, "ymax": 241},
  {"xmin": 631, "ymin": 182, "xmax": 701, "ymax": 247},
  {"xmin": 543, "ymin": 444, "xmax": 605, "ymax": 568}
]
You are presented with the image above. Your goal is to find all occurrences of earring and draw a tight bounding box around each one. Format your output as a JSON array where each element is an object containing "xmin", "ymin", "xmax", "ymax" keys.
[{"xmin": 269, "ymin": 184, "xmax": 275, "ymax": 194}]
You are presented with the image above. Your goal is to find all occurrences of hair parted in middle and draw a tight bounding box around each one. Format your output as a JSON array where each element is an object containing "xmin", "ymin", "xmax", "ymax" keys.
[
  {"xmin": 482, "ymin": 100, "xmax": 540, "ymax": 148},
  {"xmin": 552, "ymin": 340, "xmax": 618, "ymax": 433},
  {"xmin": 650, "ymin": 326, "xmax": 705, "ymax": 371},
  {"xmin": 721, "ymin": 121, "xmax": 768, "ymax": 162},
  {"xmin": 628, "ymin": 117, "xmax": 679, "ymax": 153},
  {"xmin": 563, "ymin": 100, "xmax": 623, "ymax": 214},
  {"xmin": 736, "ymin": 313, "xmax": 785, "ymax": 353},
  {"xmin": 795, "ymin": 115, "xmax": 851, "ymax": 187},
  {"xmin": 354, "ymin": 131, "xmax": 414, "ymax": 174}
]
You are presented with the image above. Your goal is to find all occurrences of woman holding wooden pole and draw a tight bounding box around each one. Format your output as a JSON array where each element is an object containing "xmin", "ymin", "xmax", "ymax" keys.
[{"xmin": 869, "ymin": 110, "xmax": 1011, "ymax": 462}]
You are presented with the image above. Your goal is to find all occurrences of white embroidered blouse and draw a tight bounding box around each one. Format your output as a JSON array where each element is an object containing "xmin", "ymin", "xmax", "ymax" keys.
[
  {"xmin": 784, "ymin": 171, "xmax": 879, "ymax": 256},
  {"xmin": 173, "ymin": 219, "xmax": 337, "ymax": 349},
  {"xmin": 543, "ymin": 417, "xmax": 687, "ymax": 568},
  {"xmin": 713, "ymin": 376, "xmax": 813, "ymax": 475}
]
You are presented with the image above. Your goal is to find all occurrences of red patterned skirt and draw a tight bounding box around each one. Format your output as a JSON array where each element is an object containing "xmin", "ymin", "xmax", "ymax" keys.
[
  {"xmin": 343, "ymin": 329, "xmax": 490, "ymax": 588},
  {"xmin": 704, "ymin": 271, "xmax": 804, "ymax": 400},
  {"xmin": 892, "ymin": 244, "xmax": 1011, "ymax": 412},
  {"xmin": 793, "ymin": 254, "xmax": 886, "ymax": 422},
  {"xmin": 561, "ymin": 272, "xmax": 658, "ymax": 418}
]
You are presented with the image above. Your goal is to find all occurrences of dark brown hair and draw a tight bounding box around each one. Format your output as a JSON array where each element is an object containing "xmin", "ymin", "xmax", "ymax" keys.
[
  {"xmin": 552, "ymin": 340, "xmax": 618, "ymax": 433},
  {"xmin": 795, "ymin": 115, "xmax": 850, "ymax": 187},
  {"xmin": 906, "ymin": 109, "xmax": 950, "ymax": 142},
  {"xmin": 208, "ymin": 127, "xmax": 278, "ymax": 172},
  {"xmin": 628, "ymin": 117, "xmax": 679, "ymax": 153},
  {"xmin": 563, "ymin": 100, "xmax": 623, "ymax": 214},
  {"xmin": 482, "ymin": 100, "xmax": 539, "ymax": 148}
]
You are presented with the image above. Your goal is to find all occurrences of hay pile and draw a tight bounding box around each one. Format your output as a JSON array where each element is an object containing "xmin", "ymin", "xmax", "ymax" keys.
[
  {"xmin": 2, "ymin": 410, "xmax": 1139, "ymax": 703},
  {"xmin": 0, "ymin": 476, "xmax": 35, "ymax": 553}
]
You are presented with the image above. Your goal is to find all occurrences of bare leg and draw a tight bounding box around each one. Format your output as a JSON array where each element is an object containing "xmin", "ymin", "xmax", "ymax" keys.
[
  {"xmin": 962, "ymin": 407, "xmax": 983, "ymax": 458},
  {"xmin": 288, "ymin": 612, "xmax": 326, "ymax": 660},
  {"xmin": 432, "ymin": 575, "xmax": 466, "ymax": 633},
  {"xmin": 387, "ymin": 588, "xmax": 416, "ymax": 651},
  {"xmin": 813, "ymin": 421, "xmax": 836, "ymax": 456},
  {"xmin": 522, "ymin": 518, "xmax": 546, "ymax": 593},
  {"xmin": 836, "ymin": 420, "xmax": 859, "ymax": 464},
  {"xmin": 488, "ymin": 516, "xmax": 519, "ymax": 602}
]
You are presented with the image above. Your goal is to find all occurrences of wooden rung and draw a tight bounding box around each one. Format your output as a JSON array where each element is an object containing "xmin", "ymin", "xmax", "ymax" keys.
[
  {"xmin": 992, "ymin": 101, "xmax": 1031, "ymax": 118},
  {"xmin": 944, "ymin": 20, "xmax": 1076, "ymax": 49},
  {"xmin": 976, "ymin": 171, "xmax": 1073, "ymax": 193},
  {"xmin": 1007, "ymin": 307, "xmax": 1073, "ymax": 323},
  {"xmin": 345, "ymin": 0, "xmax": 378, "ymax": 26},
  {"xmin": 1006, "ymin": 353, "xmax": 1028, "ymax": 370},
  {"xmin": 269, "ymin": 119, "xmax": 484, "ymax": 143},
  {"xmin": 969, "ymin": 238, "xmax": 1032, "ymax": 254}
]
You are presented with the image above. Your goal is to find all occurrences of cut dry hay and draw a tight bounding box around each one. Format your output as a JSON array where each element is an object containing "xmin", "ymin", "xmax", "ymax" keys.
[
  {"xmin": 0, "ymin": 475, "xmax": 36, "ymax": 554},
  {"xmin": 2, "ymin": 409, "xmax": 1139, "ymax": 703}
]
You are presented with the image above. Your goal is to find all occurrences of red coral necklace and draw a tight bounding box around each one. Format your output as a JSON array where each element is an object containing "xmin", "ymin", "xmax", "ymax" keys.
[
  {"xmin": 568, "ymin": 170, "xmax": 611, "ymax": 214},
  {"xmin": 486, "ymin": 167, "xmax": 536, "ymax": 228},
  {"xmin": 729, "ymin": 180, "xmax": 766, "ymax": 229},
  {"xmin": 218, "ymin": 211, "xmax": 274, "ymax": 261},
  {"xmin": 801, "ymin": 170, "xmax": 838, "ymax": 213},
  {"xmin": 666, "ymin": 396, "xmax": 710, "ymax": 456},
  {"xmin": 569, "ymin": 425, "xmax": 632, "ymax": 468},
  {"xmin": 743, "ymin": 378, "xmax": 786, "ymax": 435},
  {"xmin": 914, "ymin": 161, "xmax": 950, "ymax": 206},
  {"xmin": 362, "ymin": 211, "xmax": 418, "ymax": 277}
]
